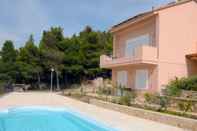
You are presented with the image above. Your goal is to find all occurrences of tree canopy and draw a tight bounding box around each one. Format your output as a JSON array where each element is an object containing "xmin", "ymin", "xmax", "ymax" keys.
[
  {"xmin": 0, "ymin": 40, "xmax": 18, "ymax": 82},
  {"xmin": 0, "ymin": 26, "xmax": 112, "ymax": 89}
]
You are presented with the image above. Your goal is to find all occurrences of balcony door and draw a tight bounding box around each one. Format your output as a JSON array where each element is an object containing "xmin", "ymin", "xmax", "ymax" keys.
[
  {"xmin": 135, "ymin": 69, "xmax": 149, "ymax": 89},
  {"xmin": 125, "ymin": 34, "xmax": 150, "ymax": 58},
  {"xmin": 117, "ymin": 71, "xmax": 127, "ymax": 88}
]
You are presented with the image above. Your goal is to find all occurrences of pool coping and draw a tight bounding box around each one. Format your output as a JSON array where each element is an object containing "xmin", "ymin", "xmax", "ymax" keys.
[
  {"xmin": 0, "ymin": 92, "xmax": 186, "ymax": 131},
  {"xmin": 0, "ymin": 106, "xmax": 118, "ymax": 131},
  {"xmin": 89, "ymin": 98, "xmax": 197, "ymax": 131}
]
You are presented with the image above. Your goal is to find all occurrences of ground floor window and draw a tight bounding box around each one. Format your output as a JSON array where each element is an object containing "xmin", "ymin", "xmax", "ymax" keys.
[
  {"xmin": 135, "ymin": 69, "xmax": 149, "ymax": 89},
  {"xmin": 117, "ymin": 70, "xmax": 127, "ymax": 88}
]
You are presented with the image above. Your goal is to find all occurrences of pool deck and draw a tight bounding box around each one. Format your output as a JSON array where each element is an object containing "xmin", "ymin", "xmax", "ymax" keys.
[{"xmin": 0, "ymin": 92, "xmax": 187, "ymax": 131}]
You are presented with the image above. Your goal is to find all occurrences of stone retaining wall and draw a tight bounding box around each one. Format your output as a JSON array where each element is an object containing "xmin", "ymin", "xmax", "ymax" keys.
[
  {"xmin": 89, "ymin": 99, "xmax": 197, "ymax": 131},
  {"xmin": 168, "ymin": 96, "xmax": 197, "ymax": 112},
  {"xmin": 181, "ymin": 90, "xmax": 197, "ymax": 99}
]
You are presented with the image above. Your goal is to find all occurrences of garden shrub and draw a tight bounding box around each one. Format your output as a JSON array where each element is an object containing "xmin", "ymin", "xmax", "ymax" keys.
[
  {"xmin": 165, "ymin": 85, "xmax": 182, "ymax": 97},
  {"xmin": 114, "ymin": 84, "xmax": 125, "ymax": 96},
  {"xmin": 144, "ymin": 93, "xmax": 169, "ymax": 111},
  {"xmin": 157, "ymin": 95, "xmax": 169, "ymax": 111},
  {"xmin": 111, "ymin": 97, "xmax": 119, "ymax": 104},
  {"xmin": 118, "ymin": 92, "xmax": 132, "ymax": 106},
  {"xmin": 0, "ymin": 81, "xmax": 5, "ymax": 94},
  {"xmin": 104, "ymin": 87, "xmax": 113, "ymax": 95},
  {"xmin": 166, "ymin": 76, "xmax": 197, "ymax": 93},
  {"xmin": 144, "ymin": 93, "xmax": 158, "ymax": 104},
  {"xmin": 114, "ymin": 84, "xmax": 136, "ymax": 98},
  {"xmin": 144, "ymin": 93, "xmax": 152, "ymax": 104},
  {"xmin": 0, "ymin": 85, "xmax": 4, "ymax": 95},
  {"xmin": 96, "ymin": 86, "xmax": 103, "ymax": 95},
  {"xmin": 97, "ymin": 86, "xmax": 113, "ymax": 96},
  {"xmin": 178, "ymin": 100, "xmax": 194, "ymax": 114},
  {"xmin": 183, "ymin": 76, "xmax": 197, "ymax": 91},
  {"xmin": 129, "ymin": 91, "xmax": 137, "ymax": 102}
]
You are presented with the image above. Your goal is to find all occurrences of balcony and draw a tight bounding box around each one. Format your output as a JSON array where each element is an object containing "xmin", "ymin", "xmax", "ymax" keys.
[{"xmin": 100, "ymin": 45, "xmax": 158, "ymax": 68}]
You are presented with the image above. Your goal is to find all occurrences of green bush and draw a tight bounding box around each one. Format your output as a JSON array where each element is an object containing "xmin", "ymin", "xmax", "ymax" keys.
[
  {"xmin": 114, "ymin": 84, "xmax": 124, "ymax": 96},
  {"xmin": 129, "ymin": 91, "xmax": 136, "ymax": 102},
  {"xmin": 111, "ymin": 97, "xmax": 119, "ymax": 104},
  {"xmin": 166, "ymin": 76, "xmax": 197, "ymax": 92},
  {"xmin": 118, "ymin": 92, "xmax": 134, "ymax": 106},
  {"xmin": 165, "ymin": 85, "xmax": 182, "ymax": 97},
  {"xmin": 114, "ymin": 84, "xmax": 137, "ymax": 97},
  {"xmin": 157, "ymin": 96, "xmax": 169, "ymax": 111},
  {"xmin": 0, "ymin": 82, "xmax": 4, "ymax": 95},
  {"xmin": 97, "ymin": 87, "xmax": 113, "ymax": 96},
  {"xmin": 144, "ymin": 93, "xmax": 169, "ymax": 111},
  {"xmin": 144, "ymin": 93, "xmax": 158, "ymax": 104},
  {"xmin": 178, "ymin": 100, "xmax": 194, "ymax": 114},
  {"xmin": 118, "ymin": 96, "xmax": 130, "ymax": 106}
]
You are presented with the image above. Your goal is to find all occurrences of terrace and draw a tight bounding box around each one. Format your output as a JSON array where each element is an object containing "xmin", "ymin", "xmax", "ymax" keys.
[{"xmin": 0, "ymin": 92, "xmax": 184, "ymax": 131}]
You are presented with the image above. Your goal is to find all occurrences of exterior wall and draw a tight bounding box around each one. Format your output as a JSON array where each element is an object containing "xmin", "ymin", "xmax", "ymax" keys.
[
  {"xmin": 112, "ymin": 65, "xmax": 158, "ymax": 92},
  {"xmin": 114, "ymin": 16, "xmax": 156, "ymax": 58},
  {"xmin": 157, "ymin": 1, "xmax": 197, "ymax": 90},
  {"xmin": 109, "ymin": 15, "xmax": 159, "ymax": 92},
  {"xmin": 107, "ymin": 1, "xmax": 197, "ymax": 93}
]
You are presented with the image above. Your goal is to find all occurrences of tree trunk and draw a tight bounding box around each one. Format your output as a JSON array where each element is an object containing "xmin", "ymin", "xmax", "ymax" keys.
[
  {"xmin": 56, "ymin": 71, "xmax": 60, "ymax": 91},
  {"xmin": 37, "ymin": 73, "xmax": 41, "ymax": 90},
  {"xmin": 51, "ymin": 71, "xmax": 53, "ymax": 92}
]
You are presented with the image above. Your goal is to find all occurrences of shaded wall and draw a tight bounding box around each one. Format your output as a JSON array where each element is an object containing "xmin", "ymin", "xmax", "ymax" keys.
[{"xmin": 157, "ymin": 1, "xmax": 197, "ymax": 90}]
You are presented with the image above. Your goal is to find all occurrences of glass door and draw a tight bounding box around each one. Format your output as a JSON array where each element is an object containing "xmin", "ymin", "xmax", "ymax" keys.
[
  {"xmin": 125, "ymin": 34, "xmax": 150, "ymax": 58},
  {"xmin": 135, "ymin": 69, "xmax": 149, "ymax": 89},
  {"xmin": 117, "ymin": 70, "xmax": 127, "ymax": 88}
]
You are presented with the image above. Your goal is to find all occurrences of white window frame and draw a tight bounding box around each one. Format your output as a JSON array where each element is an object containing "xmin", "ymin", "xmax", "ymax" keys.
[
  {"xmin": 135, "ymin": 69, "xmax": 149, "ymax": 90},
  {"xmin": 117, "ymin": 70, "xmax": 128, "ymax": 88}
]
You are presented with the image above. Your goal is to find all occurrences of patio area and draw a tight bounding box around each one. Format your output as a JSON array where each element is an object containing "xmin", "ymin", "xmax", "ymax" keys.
[{"xmin": 0, "ymin": 92, "xmax": 185, "ymax": 131}]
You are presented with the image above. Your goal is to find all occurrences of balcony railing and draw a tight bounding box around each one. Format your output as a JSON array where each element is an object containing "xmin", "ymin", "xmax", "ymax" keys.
[{"xmin": 100, "ymin": 45, "xmax": 158, "ymax": 68}]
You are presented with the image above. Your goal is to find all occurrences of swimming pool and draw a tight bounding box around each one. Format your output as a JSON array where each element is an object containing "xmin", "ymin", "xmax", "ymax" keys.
[{"xmin": 0, "ymin": 107, "xmax": 117, "ymax": 131}]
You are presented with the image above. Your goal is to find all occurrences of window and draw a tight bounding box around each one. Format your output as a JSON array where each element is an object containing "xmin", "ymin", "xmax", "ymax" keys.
[
  {"xmin": 135, "ymin": 69, "xmax": 149, "ymax": 89},
  {"xmin": 125, "ymin": 34, "xmax": 150, "ymax": 57},
  {"xmin": 117, "ymin": 71, "xmax": 127, "ymax": 88}
]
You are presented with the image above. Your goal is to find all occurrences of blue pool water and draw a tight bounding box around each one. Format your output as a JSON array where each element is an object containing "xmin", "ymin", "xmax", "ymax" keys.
[{"xmin": 0, "ymin": 107, "xmax": 117, "ymax": 131}]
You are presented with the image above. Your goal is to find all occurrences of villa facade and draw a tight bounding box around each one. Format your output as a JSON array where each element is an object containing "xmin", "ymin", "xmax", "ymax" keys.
[{"xmin": 100, "ymin": 0, "xmax": 197, "ymax": 93}]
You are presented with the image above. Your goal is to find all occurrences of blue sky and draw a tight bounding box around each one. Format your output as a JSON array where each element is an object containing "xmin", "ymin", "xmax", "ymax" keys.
[{"xmin": 0, "ymin": 0, "xmax": 173, "ymax": 48}]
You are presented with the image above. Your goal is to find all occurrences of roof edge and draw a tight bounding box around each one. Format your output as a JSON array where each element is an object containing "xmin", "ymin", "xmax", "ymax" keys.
[
  {"xmin": 110, "ymin": 12, "xmax": 156, "ymax": 33},
  {"xmin": 110, "ymin": 0, "xmax": 196, "ymax": 33}
]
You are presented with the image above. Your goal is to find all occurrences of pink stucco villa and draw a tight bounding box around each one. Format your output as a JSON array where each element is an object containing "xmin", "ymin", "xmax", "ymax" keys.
[{"xmin": 100, "ymin": 0, "xmax": 197, "ymax": 93}]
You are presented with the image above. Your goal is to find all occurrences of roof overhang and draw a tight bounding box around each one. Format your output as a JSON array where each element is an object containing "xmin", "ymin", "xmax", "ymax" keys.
[
  {"xmin": 110, "ymin": 0, "xmax": 197, "ymax": 33},
  {"xmin": 110, "ymin": 13, "xmax": 157, "ymax": 33},
  {"xmin": 186, "ymin": 53, "xmax": 197, "ymax": 61}
]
